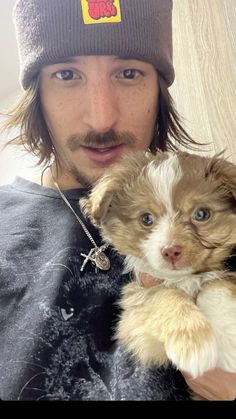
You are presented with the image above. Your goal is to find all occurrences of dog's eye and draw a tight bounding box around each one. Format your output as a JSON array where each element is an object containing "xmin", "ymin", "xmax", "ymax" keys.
[
  {"xmin": 140, "ymin": 213, "xmax": 155, "ymax": 227},
  {"xmin": 194, "ymin": 208, "xmax": 211, "ymax": 222}
]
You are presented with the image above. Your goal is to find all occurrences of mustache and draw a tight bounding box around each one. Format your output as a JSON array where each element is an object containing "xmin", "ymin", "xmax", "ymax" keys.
[{"xmin": 66, "ymin": 130, "xmax": 136, "ymax": 151}]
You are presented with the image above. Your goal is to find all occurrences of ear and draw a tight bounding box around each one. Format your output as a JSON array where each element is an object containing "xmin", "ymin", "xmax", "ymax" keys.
[
  {"xmin": 80, "ymin": 151, "xmax": 149, "ymax": 225},
  {"xmin": 80, "ymin": 151, "xmax": 152, "ymax": 226},
  {"xmin": 207, "ymin": 155, "xmax": 236, "ymax": 200},
  {"xmin": 79, "ymin": 174, "xmax": 120, "ymax": 227}
]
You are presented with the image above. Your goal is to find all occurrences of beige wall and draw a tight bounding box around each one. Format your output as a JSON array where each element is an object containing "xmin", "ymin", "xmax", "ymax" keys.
[{"xmin": 170, "ymin": 0, "xmax": 236, "ymax": 160}]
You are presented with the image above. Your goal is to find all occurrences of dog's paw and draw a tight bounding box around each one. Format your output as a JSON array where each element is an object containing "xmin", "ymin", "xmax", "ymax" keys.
[
  {"xmin": 165, "ymin": 322, "xmax": 218, "ymax": 378},
  {"xmin": 197, "ymin": 280, "xmax": 236, "ymax": 373}
]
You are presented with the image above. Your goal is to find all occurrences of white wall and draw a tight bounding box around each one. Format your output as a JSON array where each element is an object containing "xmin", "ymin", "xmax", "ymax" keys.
[
  {"xmin": 0, "ymin": 143, "xmax": 41, "ymax": 186},
  {"xmin": 0, "ymin": 0, "xmax": 20, "ymax": 100},
  {"xmin": 0, "ymin": 92, "xmax": 41, "ymax": 186},
  {"xmin": 0, "ymin": 2, "xmax": 40, "ymax": 185}
]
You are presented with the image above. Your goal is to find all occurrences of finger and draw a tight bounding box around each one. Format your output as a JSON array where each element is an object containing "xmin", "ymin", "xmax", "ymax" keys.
[{"xmin": 139, "ymin": 272, "xmax": 158, "ymax": 288}]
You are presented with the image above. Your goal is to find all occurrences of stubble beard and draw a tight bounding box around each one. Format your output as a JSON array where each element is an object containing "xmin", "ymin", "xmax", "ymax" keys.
[
  {"xmin": 69, "ymin": 164, "xmax": 98, "ymax": 188},
  {"xmin": 61, "ymin": 129, "xmax": 139, "ymax": 188}
]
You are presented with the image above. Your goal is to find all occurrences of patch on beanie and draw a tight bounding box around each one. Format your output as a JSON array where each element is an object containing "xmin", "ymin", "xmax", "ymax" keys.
[{"xmin": 81, "ymin": 0, "xmax": 122, "ymax": 24}]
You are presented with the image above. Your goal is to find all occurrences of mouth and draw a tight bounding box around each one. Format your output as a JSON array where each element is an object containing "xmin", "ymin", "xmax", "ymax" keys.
[
  {"xmin": 164, "ymin": 264, "xmax": 191, "ymax": 274},
  {"xmin": 157, "ymin": 266, "xmax": 194, "ymax": 281},
  {"xmin": 157, "ymin": 259, "xmax": 193, "ymax": 275},
  {"xmin": 81, "ymin": 144, "xmax": 125, "ymax": 164}
]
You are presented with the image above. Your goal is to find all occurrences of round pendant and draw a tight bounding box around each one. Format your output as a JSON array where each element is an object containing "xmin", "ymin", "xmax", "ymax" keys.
[{"xmin": 94, "ymin": 252, "xmax": 111, "ymax": 271}]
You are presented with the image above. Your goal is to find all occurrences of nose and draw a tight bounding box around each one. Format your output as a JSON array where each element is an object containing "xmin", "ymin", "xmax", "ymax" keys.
[
  {"xmin": 82, "ymin": 79, "xmax": 119, "ymax": 134},
  {"xmin": 161, "ymin": 245, "xmax": 183, "ymax": 263}
]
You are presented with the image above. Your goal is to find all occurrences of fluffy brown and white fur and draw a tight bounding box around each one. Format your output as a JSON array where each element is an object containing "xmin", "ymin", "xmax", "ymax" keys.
[{"xmin": 80, "ymin": 151, "xmax": 236, "ymax": 379}]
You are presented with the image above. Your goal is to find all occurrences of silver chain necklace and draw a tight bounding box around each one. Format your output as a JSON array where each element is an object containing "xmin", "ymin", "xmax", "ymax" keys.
[{"xmin": 49, "ymin": 171, "xmax": 111, "ymax": 273}]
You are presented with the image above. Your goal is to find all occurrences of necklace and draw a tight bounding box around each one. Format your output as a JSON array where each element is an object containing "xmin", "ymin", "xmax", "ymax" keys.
[{"xmin": 45, "ymin": 168, "xmax": 111, "ymax": 273}]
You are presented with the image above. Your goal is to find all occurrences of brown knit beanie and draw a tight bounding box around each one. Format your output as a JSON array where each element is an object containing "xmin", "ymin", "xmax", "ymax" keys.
[{"xmin": 13, "ymin": 0, "xmax": 174, "ymax": 90}]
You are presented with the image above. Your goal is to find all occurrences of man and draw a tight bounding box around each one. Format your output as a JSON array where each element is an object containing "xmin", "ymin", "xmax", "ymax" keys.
[{"xmin": 0, "ymin": 0, "xmax": 235, "ymax": 400}]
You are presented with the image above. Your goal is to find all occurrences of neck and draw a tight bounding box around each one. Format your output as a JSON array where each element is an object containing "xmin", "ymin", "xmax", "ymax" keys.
[{"xmin": 39, "ymin": 164, "xmax": 83, "ymax": 190}]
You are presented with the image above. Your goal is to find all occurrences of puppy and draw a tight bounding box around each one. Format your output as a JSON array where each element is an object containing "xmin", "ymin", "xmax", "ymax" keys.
[{"xmin": 80, "ymin": 151, "xmax": 236, "ymax": 379}]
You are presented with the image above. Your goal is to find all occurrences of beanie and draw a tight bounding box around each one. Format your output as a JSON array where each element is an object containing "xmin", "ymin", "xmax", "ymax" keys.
[{"xmin": 13, "ymin": 0, "xmax": 175, "ymax": 90}]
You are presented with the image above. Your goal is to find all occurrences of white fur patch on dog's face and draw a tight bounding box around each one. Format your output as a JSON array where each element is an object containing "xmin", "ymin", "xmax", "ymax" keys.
[
  {"xmin": 147, "ymin": 153, "xmax": 183, "ymax": 213},
  {"xmin": 141, "ymin": 155, "xmax": 192, "ymax": 276}
]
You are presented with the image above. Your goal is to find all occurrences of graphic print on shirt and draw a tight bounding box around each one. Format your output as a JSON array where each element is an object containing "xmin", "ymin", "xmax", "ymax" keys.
[
  {"xmin": 0, "ymin": 245, "xmax": 189, "ymax": 400},
  {"xmin": 0, "ymin": 246, "xmax": 125, "ymax": 400}
]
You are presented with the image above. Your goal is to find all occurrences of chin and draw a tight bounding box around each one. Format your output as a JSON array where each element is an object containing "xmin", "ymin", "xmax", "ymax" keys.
[{"xmin": 81, "ymin": 150, "xmax": 236, "ymax": 395}]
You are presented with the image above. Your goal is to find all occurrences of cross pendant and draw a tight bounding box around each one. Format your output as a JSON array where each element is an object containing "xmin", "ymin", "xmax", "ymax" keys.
[
  {"xmin": 80, "ymin": 248, "xmax": 96, "ymax": 272},
  {"xmin": 80, "ymin": 246, "xmax": 110, "ymax": 272}
]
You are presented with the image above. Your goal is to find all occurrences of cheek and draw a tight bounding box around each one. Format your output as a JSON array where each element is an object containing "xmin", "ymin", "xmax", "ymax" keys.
[
  {"xmin": 42, "ymin": 99, "xmax": 78, "ymax": 145},
  {"xmin": 136, "ymin": 95, "xmax": 157, "ymax": 123},
  {"xmin": 122, "ymin": 105, "xmax": 157, "ymax": 151},
  {"xmin": 41, "ymin": 83, "xmax": 76, "ymax": 133},
  {"xmin": 136, "ymin": 101, "xmax": 158, "ymax": 143},
  {"xmin": 121, "ymin": 83, "xmax": 158, "ymax": 125},
  {"xmin": 103, "ymin": 218, "xmax": 145, "ymax": 257},
  {"xmin": 142, "ymin": 80, "xmax": 159, "ymax": 117}
]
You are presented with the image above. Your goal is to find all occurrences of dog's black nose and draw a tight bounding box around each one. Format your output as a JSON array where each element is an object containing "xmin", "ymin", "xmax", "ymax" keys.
[{"xmin": 161, "ymin": 245, "xmax": 183, "ymax": 263}]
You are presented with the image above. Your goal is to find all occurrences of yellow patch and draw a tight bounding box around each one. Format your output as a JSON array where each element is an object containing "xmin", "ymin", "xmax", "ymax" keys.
[{"xmin": 81, "ymin": 0, "xmax": 122, "ymax": 24}]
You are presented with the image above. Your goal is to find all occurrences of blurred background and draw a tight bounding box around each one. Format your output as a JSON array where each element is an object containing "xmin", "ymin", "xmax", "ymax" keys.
[
  {"xmin": 0, "ymin": 0, "xmax": 236, "ymax": 185},
  {"xmin": 0, "ymin": 0, "xmax": 41, "ymax": 185}
]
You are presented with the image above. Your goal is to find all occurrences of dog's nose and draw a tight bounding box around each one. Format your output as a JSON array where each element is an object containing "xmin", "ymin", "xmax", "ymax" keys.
[{"xmin": 161, "ymin": 245, "xmax": 183, "ymax": 263}]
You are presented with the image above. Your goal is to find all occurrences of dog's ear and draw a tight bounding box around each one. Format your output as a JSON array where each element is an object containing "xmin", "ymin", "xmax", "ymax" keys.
[
  {"xmin": 80, "ymin": 151, "xmax": 151, "ymax": 226},
  {"xmin": 207, "ymin": 155, "xmax": 236, "ymax": 200},
  {"xmin": 80, "ymin": 151, "xmax": 154, "ymax": 226},
  {"xmin": 80, "ymin": 174, "xmax": 121, "ymax": 227}
]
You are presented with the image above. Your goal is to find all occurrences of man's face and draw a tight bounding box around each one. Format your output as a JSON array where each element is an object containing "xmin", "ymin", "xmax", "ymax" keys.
[{"xmin": 40, "ymin": 55, "xmax": 159, "ymax": 188}]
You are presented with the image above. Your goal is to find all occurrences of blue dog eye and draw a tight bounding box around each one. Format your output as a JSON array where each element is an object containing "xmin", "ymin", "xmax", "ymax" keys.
[
  {"xmin": 194, "ymin": 208, "xmax": 210, "ymax": 221},
  {"xmin": 140, "ymin": 213, "xmax": 155, "ymax": 227}
]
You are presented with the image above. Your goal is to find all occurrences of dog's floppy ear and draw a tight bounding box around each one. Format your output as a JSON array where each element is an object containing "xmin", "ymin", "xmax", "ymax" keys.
[
  {"xmin": 80, "ymin": 174, "xmax": 121, "ymax": 227},
  {"xmin": 80, "ymin": 151, "xmax": 152, "ymax": 226},
  {"xmin": 207, "ymin": 155, "xmax": 236, "ymax": 200}
]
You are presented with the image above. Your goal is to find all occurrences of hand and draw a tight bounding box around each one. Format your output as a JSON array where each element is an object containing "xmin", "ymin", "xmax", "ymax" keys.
[
  {"xmin": 138, "ymin": 272, "xmax": 158, "ymax": 288},
  {"xmin": 182, "ymin": 368, "xmax": 236, "ymax": 401}
]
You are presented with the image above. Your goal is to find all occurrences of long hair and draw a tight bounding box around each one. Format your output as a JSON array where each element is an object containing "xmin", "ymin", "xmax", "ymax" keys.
[{"xmin": 1, "ymin": 74, "xmax": 201, "ymax": 166}]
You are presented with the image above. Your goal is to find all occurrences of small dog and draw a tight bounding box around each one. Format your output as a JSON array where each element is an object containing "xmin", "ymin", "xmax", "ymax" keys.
[{"xmin": 81, "ymin": 151, "xmax": 236, "ymax": 379}]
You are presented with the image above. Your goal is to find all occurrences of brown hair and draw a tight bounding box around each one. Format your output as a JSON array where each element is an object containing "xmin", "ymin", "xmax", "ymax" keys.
[{"xmin": 1, "ymin": 75, "xmax": 200, "ymax": 166}]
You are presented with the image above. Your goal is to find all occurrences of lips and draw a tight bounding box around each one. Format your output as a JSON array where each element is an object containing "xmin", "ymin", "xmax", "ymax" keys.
[{"xmin": 81, "ymin": 144, "xmax": 125, "ymax": 164}]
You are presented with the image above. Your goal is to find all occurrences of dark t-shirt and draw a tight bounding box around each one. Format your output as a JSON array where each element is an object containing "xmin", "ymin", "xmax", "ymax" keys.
[{"xmin": 0, "ymin": 177, "xmax": 189, "ymax": 400}]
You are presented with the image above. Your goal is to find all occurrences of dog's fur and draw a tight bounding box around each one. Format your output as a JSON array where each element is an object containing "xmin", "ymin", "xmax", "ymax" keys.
[{"xmin": 80, "ymin": 151, "xmax": 236, "ymax": 379}]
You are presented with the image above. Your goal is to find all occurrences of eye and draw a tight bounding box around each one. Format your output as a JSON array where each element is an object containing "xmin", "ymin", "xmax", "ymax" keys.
[
  {"xmin": 117, "ymin": 69, "xmax": 142, "ymax": 80},
  {"xmin": 193, "ymin": 208, "xmax": 211, "ymax": 222},
  {"xmin": 55, "ymin": 70, "xmax": 75, "ymax": 81},
  {"xmin": 59, "ymin": 306, "xmax": 75, "ymax": 321},
  {"xmin": 140, "ymin": 213, "xmax": 155, "ymax": 227}
]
